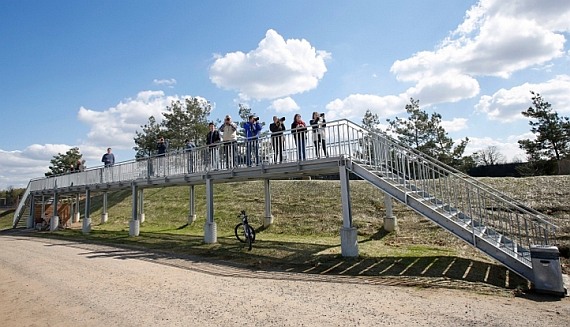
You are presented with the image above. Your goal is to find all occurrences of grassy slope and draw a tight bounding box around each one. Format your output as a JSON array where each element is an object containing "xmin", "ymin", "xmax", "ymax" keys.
[{"xmin": 1, "ymin": 176, "xmax": 568, "ymax": 293}]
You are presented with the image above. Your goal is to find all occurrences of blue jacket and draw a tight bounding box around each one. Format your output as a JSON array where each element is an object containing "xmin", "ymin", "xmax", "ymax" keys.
[{"xmin": 244, "ymin": 121, "xmax": 262, "ymax": 139}]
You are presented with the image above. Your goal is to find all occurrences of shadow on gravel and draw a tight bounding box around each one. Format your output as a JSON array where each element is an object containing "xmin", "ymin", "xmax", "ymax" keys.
[{"xmin": 2, "ymin": 227, "xmax": 551, "ymax": 299}]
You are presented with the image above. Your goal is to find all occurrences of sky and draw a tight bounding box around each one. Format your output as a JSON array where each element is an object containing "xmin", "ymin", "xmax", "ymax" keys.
[{"xmin": 1, "ymin": 0, "xmax": 569, "ymax": 190}]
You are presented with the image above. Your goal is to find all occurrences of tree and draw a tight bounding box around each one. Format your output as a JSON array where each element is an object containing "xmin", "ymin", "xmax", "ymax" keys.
[
  {"xmin": 45, "ymin": 147, "xmax": 83, "ymax": 176},
  {"xmin": 162, "ymin": 97, "xmax": 213, "ymax": 149},
  {"xmin": 362, "ymin": 109, "xmax": 381, "ymax": 132},
  {"xmin": 518, "ymin": 91, "xmax": 570, "ymax": 162},
  {"xmin": 386, "ymin": 98, "xmax": 469, "ymax": 167},
  {"xmin": 473, "ymin": 146, "xmax": 505, "ymax": 166},
  {"xmin": 133, "ymin": 116, "xmax": 163, "ymax": 158},
  {"xmin": 133, "ymin": 97, "xmax": 214, "ymax": 157}
]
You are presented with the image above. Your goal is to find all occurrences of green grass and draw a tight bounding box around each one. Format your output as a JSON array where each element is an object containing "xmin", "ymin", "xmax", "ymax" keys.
[{"xmin": 2, "ymin": 176, "xmax": 569, "ymax": 295}]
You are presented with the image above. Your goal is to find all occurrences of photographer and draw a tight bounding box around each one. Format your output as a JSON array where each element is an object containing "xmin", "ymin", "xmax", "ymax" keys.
[
  {"xmin": 310, "ymin": 111, "xmax": 328, "ymax": 158},
  {"xmin": 291, "ymin": 113, "xmax": 307, "ymax": 161},
  {"xmin": 219, "ymin": 115, "xmax": 238, "ymax": 169},
  {"xmin": 243, "ymin": 115, "xmax": 262, "ymax": 166},
  {"xmin": 269, "ymin": 116, "xmax": 286, "ymax": 163}
]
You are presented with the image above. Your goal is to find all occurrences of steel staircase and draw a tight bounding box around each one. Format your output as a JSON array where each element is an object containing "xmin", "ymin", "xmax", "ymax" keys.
[{"xmin": 342, "ymin": 120, "xmax": 558, "ymax": 282}]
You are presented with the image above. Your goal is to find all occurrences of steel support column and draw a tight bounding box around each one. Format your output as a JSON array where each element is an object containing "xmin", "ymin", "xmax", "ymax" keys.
[
  {"xmin": 339, "ymin": 163, "xmax": 358, "ymax": 257},
  {"xmin": 203, "ymin": 178, "xmax": 217, "ymax": 243},
  {"xmin": 264, "ymin": 179, "xmax": 274, "ymax": 227},
  {"xmin": 82, "ymin": 189, "xmax": 91, "ymax": 234}
]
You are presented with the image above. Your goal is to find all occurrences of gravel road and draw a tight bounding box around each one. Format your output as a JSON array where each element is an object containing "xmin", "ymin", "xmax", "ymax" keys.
[{"xmin": 0, "ymin": 234, "xmax": 568, "ymax": 327}]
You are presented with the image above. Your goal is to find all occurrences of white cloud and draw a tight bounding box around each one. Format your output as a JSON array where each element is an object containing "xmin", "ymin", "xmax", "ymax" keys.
[
  {"xmin": 269, "ymin": 97, "xmax": 299, "ymax": 113},
  {"xmin": 464, "ymin": 135, "xmax": 528, "ymax": 162},
  {"xmin": 441, "ymin": 118, "xmax": 468, "ymax": 133},
  {"xmin": 475, "ymin": 75, "xmax": 570, "ymax": 122},
  {"xmin": 389, "ymin": 0, "xmax": 569, "ymax": 105},
  {"xmin": 153, "ymin": 78, "xmax": 177, "ymax": 87},
  {"xmin": 325, "ymin": 94, "xmax": 407, "ymax": 121},
  {"xmin": 209, "ymin": 29, "xmax": 331, "ymax": 100},
  {"xmin": 77, "ymin": 90, "xmax": 183, "ymax": 148}
]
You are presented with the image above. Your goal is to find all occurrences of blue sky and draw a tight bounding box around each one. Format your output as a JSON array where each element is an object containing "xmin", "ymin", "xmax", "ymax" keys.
[{"xmin": 1, "ymin": 0, "xmax": 569, "ymax": 189}]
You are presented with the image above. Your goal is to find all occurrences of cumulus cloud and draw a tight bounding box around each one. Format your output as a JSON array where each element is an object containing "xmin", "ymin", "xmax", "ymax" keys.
[
  {"xmin": 209, "ymin": 29, "xmax": 330, "ymax": 100},
  {"xmin": 475, "ymin": 75, "xmax": 570, "ymax": 122},
  {"xmin": 325, "ymin": 94, "xmax": 408, "ymax": 121},
  {"xmin": 269, "ymin": 97, "xmax": 299, "ymax": 113},
  {"xmin": 381, "ymin": 0, "xmax": 570, "ymax": 113},
  {"xmin": 77, "ymin": 90, "xmax": 183, "ymax": 148},
  {"xmin": 441, "ymin": 118, "xmax": 468, "ymax": 133}
]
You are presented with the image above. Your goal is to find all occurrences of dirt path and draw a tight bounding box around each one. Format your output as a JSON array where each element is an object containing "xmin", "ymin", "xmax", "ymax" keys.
[{"xmin": 0, "ymin": 235, "xmax": 568, "ymax": 327}]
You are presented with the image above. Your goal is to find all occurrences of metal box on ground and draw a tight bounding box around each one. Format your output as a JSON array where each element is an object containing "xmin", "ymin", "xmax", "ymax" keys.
[{"xmin": 530, "ymin": 245, "xmax": 566, "ymax": 297}]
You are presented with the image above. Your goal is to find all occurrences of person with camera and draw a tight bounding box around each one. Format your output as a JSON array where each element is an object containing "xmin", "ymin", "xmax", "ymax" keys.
[
  {"xmin": 219, "ymin": 115, "xmax": 238, "ymax": 169},
  {"xmin": 244, "ymin": 115, "xmax": 262, "ymax": 166},
  {"xmin": 310, "ymin": 111, "xmax": 328, "ymax": 158},
  {"xmin": 269, "ymin": 116, "xmax": 286, "ymax": 164},
  {"xmin": 206, "ymin": 122, "xmax": 221, "ymax": 170},
  {"xmin": 291, "ymin": 113, "xmax": 307, "ymax": 161}
]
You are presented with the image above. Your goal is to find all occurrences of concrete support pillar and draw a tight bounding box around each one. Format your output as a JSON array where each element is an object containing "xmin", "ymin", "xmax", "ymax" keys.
[
  {"xmin": 383, "ymin": 193, "xmax": 397, "ymax": 232},
  {"xmin": 188, "ymin": 185, "xmax": 197, "ymax": 224},
  {"xmin": 203, "ymin": 178, "xmax": 217, "ymax": 243},
  {"xmin": 50, "ymin": 192, "xmax": 59, "ymax": 232},
  {"xmin": 72, "ymin": 193, "xmax": 80, "ymax": 223},
  {"xmin": 263, "ymin": 179, "xmax": 274, "ymax": 227},
  {"xmin": 339, "ymin": 164, "xmax": 358, "ymax": 257},
  {"xmin": 129, "ymin": 182, "xmax": 140, "ymax": 237},
  {"xmin": 101, "ymin": 192, "xmax": 108, "ymax": 224},
  {"xmin": 82, "ymin": 189, "xmax": 91, "ymax": 234},
  {"xmin": 138, "ymin": 189, "xmax": 145, "ymax": 223},
  {"xmin": 26, "ymin": 196, "xmax": 35, "ymax": 229}
]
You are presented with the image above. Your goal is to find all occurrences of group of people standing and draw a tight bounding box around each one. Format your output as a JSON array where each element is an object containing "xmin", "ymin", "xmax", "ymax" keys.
[{"xmin": 139, "ymin": 111, "xmax": 329, "ymax": 173}]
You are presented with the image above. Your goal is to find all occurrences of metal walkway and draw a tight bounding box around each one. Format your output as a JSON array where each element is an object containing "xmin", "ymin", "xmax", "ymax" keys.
[{"xmin": 12, "ymin": 119, "xmax": 564, "ymax": 294}]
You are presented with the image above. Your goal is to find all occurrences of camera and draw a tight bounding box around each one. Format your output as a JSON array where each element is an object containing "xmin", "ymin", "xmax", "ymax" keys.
[
  {"xmin": 279, "ymin": 117, "xmax": 286, "ymax": 122},
  {"xmin": 320, "ymin": 113, "xmax": 325, "ymax": 117},
  {"xmin": 254, "ymin": 117, "xmax": 260, "ymax": 121}
]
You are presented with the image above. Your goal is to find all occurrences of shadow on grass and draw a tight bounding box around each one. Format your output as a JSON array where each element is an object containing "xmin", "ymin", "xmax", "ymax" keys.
[{"xmin": 3, "ymin": 227, "xmax": 547, "ymax": 299}]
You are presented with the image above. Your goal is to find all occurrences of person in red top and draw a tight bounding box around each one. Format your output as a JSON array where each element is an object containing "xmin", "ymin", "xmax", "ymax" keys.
[{"xmin": 291, "ymin": 113, "xmax": 307, "ymax": 161}]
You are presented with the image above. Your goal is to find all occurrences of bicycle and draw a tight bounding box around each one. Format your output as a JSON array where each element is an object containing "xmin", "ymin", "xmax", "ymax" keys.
[{"xmin": 234, "ymin": 210, "xmax": 256, "ymax": 251}]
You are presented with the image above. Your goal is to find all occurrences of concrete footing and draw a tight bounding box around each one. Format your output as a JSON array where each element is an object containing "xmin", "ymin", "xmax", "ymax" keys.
[
  {"xmin": 139, "ymin": 213, "xmax": 145, "ymax": 224},
  {"xmin": 340, "ymin": 226, "xmax": 359, "ymax": 257},
  {"xmin": 73, "ymin": 212, "xmax": 80, "ymax": 223},
  {"xmin": 129, "ymin": 219, "xmax": 140, "ymax": 237},
  {"xmin": 383, "ymin": 216, "xmax": 397, "ymax": 232},
  {"xmin": 101, "ymin": 213, "xmax": 108, "ymax": 224},
  {"xmin": 82, "ymin": 217, "xmax": 91, "ymax": 234},
  {"xmin": 50, "ymin": 216, "xmax": 59, "ymax": 231},
  {"xmin": 204, "ymin": 221, "xmax": 217, "ymax": 243},
  {"xmin": 188, "ymin": 214, "xmax": 197, "ymax": 224},
  {"xmin": 264, "ymin": 215, "xmax": 274, "ymax": 228}
]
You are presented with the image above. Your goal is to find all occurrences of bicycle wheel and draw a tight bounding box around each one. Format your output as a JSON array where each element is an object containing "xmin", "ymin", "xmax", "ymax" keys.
[{"xmin": 235, "ymin": 223, "xmax": 246, "ymax": 243}]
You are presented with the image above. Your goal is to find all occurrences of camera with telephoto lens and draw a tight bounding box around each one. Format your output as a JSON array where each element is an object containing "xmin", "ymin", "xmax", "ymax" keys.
[
  {"xmin": 279, "ymin": 117, "xmax": 286, "ymax": 122},
  {"xmin": 320, "ymin": 113, "xmax": 325, "ymax": 117},
  {"xmin": 254, "ymin": 117, "xmax": 260, "ymax": 121}
]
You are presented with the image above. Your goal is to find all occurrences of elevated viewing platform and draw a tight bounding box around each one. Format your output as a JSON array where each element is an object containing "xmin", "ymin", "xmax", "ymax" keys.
[{"xmin": 12, "ymin": 119, "xmax": 566, "ymax": 296}]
